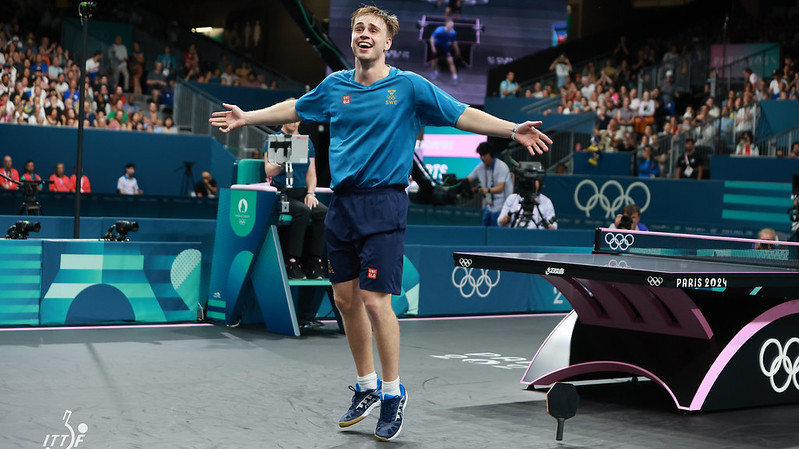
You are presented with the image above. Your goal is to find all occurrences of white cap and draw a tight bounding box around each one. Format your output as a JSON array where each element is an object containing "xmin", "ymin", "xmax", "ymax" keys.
[{"xmin": 666, "ymin": 70, "xmax": 673, "ymax": 77}]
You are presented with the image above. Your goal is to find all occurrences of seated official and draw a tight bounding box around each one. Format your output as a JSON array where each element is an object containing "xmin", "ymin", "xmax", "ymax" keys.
[
  {"xmin": 497, "ymin": 172, "xmax": 557, "ymax": 229},
  {"xmin": 263, "ymin": 120, "xmax": 328, "ymax": 282}
]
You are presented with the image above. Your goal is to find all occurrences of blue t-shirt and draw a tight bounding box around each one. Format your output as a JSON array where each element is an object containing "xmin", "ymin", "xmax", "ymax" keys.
[
  {"xmin": 295, "ymin": 67, "xmax": 468, "ymax": 190},
  {"xmin": 432, "ymin": 26, "xmax": 456, "ymax": 49},
  {"xmin": 264, "ymin": 130, "xmax": 316, "ymax": 189}
]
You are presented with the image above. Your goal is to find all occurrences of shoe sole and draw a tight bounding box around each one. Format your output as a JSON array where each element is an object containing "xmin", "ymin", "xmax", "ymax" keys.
[
  {"xmin": 374, "ymin": 392, "xmax": 408, "ymax": 442},
  {"xmin": 338, "ymin": 400, "xmax": 380, "ymax": 428}
]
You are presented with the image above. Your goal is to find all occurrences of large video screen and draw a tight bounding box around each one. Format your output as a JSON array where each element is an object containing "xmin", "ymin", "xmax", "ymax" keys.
[{"xmin": 328, "ymin": 0, "xmax": 567, "ymax": 105}]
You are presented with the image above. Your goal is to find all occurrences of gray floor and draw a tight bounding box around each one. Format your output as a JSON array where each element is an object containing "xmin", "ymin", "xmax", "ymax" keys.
[{"xmin": 3, "ymin": 315, "xmax": 799, "ymax": 449}]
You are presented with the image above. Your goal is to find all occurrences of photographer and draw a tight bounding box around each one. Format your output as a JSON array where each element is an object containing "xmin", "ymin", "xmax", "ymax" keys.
[
  {"xmin": 467, "ymin": 142, "xmax": 512, "ymax": 227},
  {"xmin": 498, "ymin": 162, "xmax": 557, "ymax": 229},
  {"xmin": 609, "ymin": 203, "xmax": 648, "ymax": 231}
]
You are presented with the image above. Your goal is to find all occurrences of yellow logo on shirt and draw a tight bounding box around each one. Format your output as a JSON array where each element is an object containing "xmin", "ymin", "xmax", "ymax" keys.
[{"xmin": 386, "ymin": 89, "xmax": 397, "ymax": 105}]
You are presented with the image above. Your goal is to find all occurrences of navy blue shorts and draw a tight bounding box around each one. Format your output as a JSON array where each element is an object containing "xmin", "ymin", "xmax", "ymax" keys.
[{"xmin": 325, "ymin": 186, "xmax": 408, "ymax": 295}]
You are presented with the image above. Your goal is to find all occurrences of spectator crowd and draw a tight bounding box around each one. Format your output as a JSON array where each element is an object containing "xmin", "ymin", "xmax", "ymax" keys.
[
  {"xmin": 0, "ymin": 16, "xmax": 281, "ymax": 134},
  {"xmin": 503, "ymin": 25, "xmax": 799, "ymax": 178}
]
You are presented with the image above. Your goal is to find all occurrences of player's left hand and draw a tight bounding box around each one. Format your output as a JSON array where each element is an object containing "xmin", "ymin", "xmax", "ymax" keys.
[
  {"xmin": 305, "ymin": 193, "xmax": 319, "ymax": 208},
  {"xmin": 515, "ymin": 121, "xmax": 553, "ymax": 155}
]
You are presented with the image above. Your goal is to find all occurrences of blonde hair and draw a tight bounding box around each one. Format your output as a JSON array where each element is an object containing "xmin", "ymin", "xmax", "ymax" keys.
[{"xmin": 351, "ymin": 5, "xmax": 399, "ymax": 38}]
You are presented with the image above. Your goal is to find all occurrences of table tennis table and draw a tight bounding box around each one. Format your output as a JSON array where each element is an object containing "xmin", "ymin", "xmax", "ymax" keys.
[{"xmin": 453, "ymin": 228, "xmax": 799, "ymax": 411}]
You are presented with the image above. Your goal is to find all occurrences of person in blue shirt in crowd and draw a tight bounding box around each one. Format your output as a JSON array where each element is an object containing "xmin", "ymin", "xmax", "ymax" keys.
[
  {"xmin": 637, "ymin": 144, "xmax": 660, "ymax": 178},
  {"xmin": 210, "ymin": 5, "xmax": 551, "ymax": 442},
  {"xmin": 428, "ymin": 18, "xmax": 460, "ymax": 83}
]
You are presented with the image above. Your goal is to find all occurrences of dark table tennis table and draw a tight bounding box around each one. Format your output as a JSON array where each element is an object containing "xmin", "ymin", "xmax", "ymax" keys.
[{"xmin": 453, "ymin": 228, "xmax": 799, "ymax": 411}]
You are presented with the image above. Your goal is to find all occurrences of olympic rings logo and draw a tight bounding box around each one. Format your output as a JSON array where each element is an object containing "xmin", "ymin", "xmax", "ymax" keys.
[
  {"xmin": 605, "ymin": 232, "xmax": 635, "ymax": 251},
  {"xmin": 647, "ymin": 276, "xmax": 663, "ymax": 286},
  {"xmin": 451, "ymin": 267, "xmax": 501, "ymax": 299},
  {"xmin": 605, "ymin": 259, "xmax": 630, "ymax": 268},
  {"xmin": 574, "ymin": 180, "xmax": 651, "ymax": 218},
  {"xmin": 458, "ymin": 258, "xmax": 472, "ymax": 268},
  {"xmin": 759, "ymin": 337, "xmax": 799, "ymax": 393}
]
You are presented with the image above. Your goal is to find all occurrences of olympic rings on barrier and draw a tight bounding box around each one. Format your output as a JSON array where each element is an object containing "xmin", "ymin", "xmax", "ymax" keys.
[
  {"xmin": 759, "ymin": 337, "xmax": 799, "ymax": 393},
  {"xmin": 451, "ymin": 267, "xmax": 501, "ymax": 299},
  {"xmin": 647, "ymin": 276, "xmax": 663, "ymax": 287},
  {"xmin": 574, "ymin": 179, "xmax": 651, "ymax": 218},
  {"xmin": 605, "ymin": 232, "xmax": 636, "ymax": 251}
]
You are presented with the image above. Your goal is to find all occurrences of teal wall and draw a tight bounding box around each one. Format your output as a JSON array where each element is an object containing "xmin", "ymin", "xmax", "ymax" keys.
[
  {"xmin": 757, "ymin": 100, "xmax": 799, "ymax": 139},
  {"xmin": 0, "ymin": 124, "xmax": 236, "ymax": 197}
]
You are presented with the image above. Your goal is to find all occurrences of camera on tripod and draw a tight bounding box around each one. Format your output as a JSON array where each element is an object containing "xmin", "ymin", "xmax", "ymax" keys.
[
  {"xmin": 508, "ymin": 161, "xmax": 556, "ymax": 229},
  {"xmin": 513, "ymin": 161, "xmax": 546, "ymax": 203}
]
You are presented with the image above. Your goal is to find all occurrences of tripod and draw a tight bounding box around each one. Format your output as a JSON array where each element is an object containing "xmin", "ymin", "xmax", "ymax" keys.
[
  {"xmin": 177, "ymin": 161, "xmax": 196, "ymax": 196},
  {"xmin": 18, "ymin": 184, "xmax": 43, "ymax": 216},
  {"xmin": 1, "ymin": 173, "xmax": 44, "ymax": 215}
]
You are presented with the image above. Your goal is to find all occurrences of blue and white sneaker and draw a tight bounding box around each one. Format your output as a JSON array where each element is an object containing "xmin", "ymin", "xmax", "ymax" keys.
[
  {"xmin": 375, "ymin": 384, "xmax": 407, "ymax": 442},
  {"xmin": 338, "ymin": 379, "xmax": 382, "ymax": 428}
]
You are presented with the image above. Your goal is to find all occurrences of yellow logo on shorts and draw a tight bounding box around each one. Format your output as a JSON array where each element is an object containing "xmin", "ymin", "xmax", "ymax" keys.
[
  {"xmin": 386, "ymin": 89, "xmax": 397, "ymax": 105},
  {"xmin": 327, "ymin": 259, "xmax": 334, "ymax": 274}
]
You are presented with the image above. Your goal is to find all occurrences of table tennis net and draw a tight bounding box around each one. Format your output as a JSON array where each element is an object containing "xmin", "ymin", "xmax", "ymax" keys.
[{"xmin": 595, "ymin": 228, "xmax": 799, "ymax": 269}]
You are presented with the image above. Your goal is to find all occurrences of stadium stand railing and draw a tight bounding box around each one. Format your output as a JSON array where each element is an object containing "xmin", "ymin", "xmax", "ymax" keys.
[
  {"xmin": 754, "ymin": 124, "xmax": 799, "ymax": 158},
  {"xmin": 132, "ymin": 7, "xmax": 303, "ymax": 91},
  {"xmin": 174, "ymin": 81, "xmax": 275, "ymax": 158},
  {"xmin": 711, "ymin": 44, "xmax": 781, "ymax": 95}
]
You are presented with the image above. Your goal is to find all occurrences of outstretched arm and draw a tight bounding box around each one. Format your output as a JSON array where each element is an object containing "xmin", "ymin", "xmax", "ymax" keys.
[
  {"xmin": 454, "ymin": 107, "xmax": 553, "ymax": 155},
  {"xmin": 209, "ymin": 99, "xmax": 300, "ymax": 133}
]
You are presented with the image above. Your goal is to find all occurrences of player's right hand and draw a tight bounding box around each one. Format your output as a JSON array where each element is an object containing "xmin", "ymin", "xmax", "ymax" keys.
[{"xmin": 209, "ymin": 103, "xmax": 245, "ymax": 133}]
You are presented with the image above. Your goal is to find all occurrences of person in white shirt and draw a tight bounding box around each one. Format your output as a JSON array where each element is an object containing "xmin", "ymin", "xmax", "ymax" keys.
[
  {"xmin": 498, "ymin": 163, "xmax": 557, "ymax": 229},
  {"xmin": 467, "ymin": 142, "xmax": 513, "ymax": 227},
  {"xmin": 109, "ymin": 35, "xmax": 129, "ymax": 91},
  {"xmin": 743, "ymin": 67, "xmax": 760, "ymax": 91},
  {"xmin": 117, "ymin": 163, "xmax": 143, "ymax": 195}
]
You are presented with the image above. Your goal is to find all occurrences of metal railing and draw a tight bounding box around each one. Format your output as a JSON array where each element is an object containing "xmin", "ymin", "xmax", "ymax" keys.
[
  {"xmin": 635, "ymin": 49, "xmax": 709, "ymax": 96},
  {"xmin": 712, "ymin": 44, "xmax": 780, "ymax": 96},
  {"xmin": 131, "ymin": 7, "xmax": 303, "ymax": 90},
  {"xmin": 635, "ymin": 101, "xmax": 760, "ymax": 177},
  {"xmin": 503, "ymin": 130, "xmax": 592, "ymax": 174},
  {"xmin": 174, "ymin": 81, "xmax": 276, "ymax": 158},
  {"xmin": 754, "ymin": 124, "xmax": 799, "ymax": 158}
]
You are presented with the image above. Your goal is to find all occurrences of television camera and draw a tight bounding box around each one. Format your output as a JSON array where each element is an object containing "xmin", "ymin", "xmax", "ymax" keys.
[
  {"xmin": 508, "ymin": 161, "xmax": 556, "ymax": 229},
  {"xmin": 0, "ymin": 171, "xmax": 50, "ymax": 215},
  {"xmin": 409, "ymin": 151, "xmax": 474, "ymax": 205}
]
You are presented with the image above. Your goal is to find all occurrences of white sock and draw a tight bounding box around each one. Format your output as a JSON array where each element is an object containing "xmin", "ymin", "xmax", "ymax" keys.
[
  {"xmin": 357, "ymin": 372, "xmax": 378, "ymax": 391},
  {"xmin": 382, "ymin": 377, "xmax": 401, "ymax": 397}
]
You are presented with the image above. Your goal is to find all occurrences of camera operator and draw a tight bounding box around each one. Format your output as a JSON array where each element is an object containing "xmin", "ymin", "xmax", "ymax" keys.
[
  {"xmin": 609, "ymin": 203, "xmax": 648, "ymax": 231},
  {"xmin": 466, "ymin": 142, "xmax": 513, "ymax": 227},
  {"xmin": 498, "ymin": 162, "xmax": 557, "ymax": 229}
]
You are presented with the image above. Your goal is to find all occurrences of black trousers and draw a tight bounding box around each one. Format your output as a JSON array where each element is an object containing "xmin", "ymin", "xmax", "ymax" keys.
[{"xmin": 284, "ymin": 189, "xmax": 327, "ymax": 259}]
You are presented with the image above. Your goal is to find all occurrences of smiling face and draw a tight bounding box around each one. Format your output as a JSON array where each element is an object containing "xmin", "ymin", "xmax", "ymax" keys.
[{"xmin": 351, "ymin": 13, "xmax": 392, "ymax": 63}]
